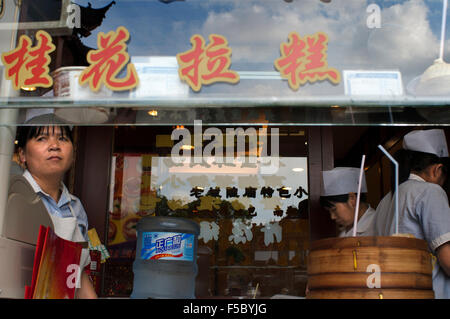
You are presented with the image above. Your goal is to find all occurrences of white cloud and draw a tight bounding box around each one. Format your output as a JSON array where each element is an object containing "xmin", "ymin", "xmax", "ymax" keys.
[{"xmin": 199, "ymin": 0, "xmax": 444, "ymax": 85}]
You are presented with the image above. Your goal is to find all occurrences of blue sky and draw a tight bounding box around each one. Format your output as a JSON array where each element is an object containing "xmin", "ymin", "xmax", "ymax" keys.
[{"xmin": 72, "ymin": 0, "xmax": 450, "ymax": 96}]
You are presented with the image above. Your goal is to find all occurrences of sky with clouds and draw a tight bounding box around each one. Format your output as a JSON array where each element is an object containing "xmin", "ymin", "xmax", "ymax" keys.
[{"xmin": 70, "ymin": 0, "xmax": 450, "ymax": 97}]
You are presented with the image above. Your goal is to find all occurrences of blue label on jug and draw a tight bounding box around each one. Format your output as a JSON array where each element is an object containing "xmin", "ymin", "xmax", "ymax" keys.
[{"xmin": 141, "ymin": 231, "xmax": 195, "ymax": 261}]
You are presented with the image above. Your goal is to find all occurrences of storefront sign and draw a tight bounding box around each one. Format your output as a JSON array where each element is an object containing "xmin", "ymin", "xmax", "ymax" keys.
[
  {"xmin": 176, "ymin": 34, "xmax": 240, "ymax": 92},
  {"xmin": 1, "ymin": 28, "xmax": 341, "ymax": 94},
  {"xmin": 1, "ymin": 30, "xmax": 55, "ymax": 90},
  {"xmin": 274, "ymin": 31, "xmax": 340, "ymax": 90},
  {"xmin": 79, "ymin": 26, "xmax": 139, "ymax": 92}
]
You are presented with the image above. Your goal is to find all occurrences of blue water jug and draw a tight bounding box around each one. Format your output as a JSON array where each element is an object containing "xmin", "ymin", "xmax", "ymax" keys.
[{"xmin": 130, "ymin": 216, "xmax": 200, "ymax": 299}]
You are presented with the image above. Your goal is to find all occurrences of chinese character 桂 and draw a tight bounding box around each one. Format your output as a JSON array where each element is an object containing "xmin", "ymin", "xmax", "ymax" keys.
[
  {"xmin": 274, "ymin": 31, "xmax": 340, "ymax": 90},
  {"xmin": 1, "ymin": 30, "xmax": 55, "ymax": 90},
  {"xmin": 80, "ymin": 26, "xmax": 139, "ymax": 92},
  {"xmin": 177, "ymin": 34, "xmax": 240, "ymax": 92}
]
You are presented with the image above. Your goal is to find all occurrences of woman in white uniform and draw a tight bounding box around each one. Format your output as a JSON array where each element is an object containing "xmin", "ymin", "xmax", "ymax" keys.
[
  {"xmin": 320, "ymin": 167, "xmax": 376, "ymax": 237},
  {"xmin": 373, "ymin": 129, "xmax": 450, "ymax": 299},
  {"xmin": 16, "ymin": 115, "xmax": 97, "ymax": 299}
]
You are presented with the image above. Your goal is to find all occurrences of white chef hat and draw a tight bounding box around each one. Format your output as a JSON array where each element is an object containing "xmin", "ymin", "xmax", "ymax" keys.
[
  {"xmin": 403, "ymin": 129, "xmax": 448, "ymax": 158},
  {"xmin": 321, "ymin": 167, "xmax": 367, "ymax": 197}
]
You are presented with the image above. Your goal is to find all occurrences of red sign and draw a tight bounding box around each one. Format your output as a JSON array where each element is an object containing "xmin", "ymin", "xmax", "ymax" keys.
[
  {"xmin": 1, "ymin": 30, "xmax": 55, "ymax": 90},
  {"xmin": 275, "ymin": 31, "xmax": 340, "ymax": 90},
  {"xmin": 177, "ymin": 34, "xmax": 240, "ymax": 92},
  {"xmin": 79, "ymin": 26, "xmax": 139, "ymax": 92}
]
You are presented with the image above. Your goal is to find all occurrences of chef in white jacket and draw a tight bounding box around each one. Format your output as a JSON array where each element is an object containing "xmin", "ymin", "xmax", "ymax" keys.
[
  {"xmin": 320, "ymin": 167, "xmax": 376, "ymax": 237},
  {"xmin": 373, "ymin": 129, "xmax": 450, "ymax": 299}
]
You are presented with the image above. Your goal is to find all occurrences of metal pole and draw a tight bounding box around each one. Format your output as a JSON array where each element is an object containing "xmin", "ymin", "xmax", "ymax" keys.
[
  {"xmin": 0, "ymin": 0, "xmax": 21, "ymax": 236},
  {"xmin": 439, "ymin": 0, "xmax": 448, "ymax": 61},
  {"xmin": 378, "ymin": 145, "xmax": 399, "ymax": 234}
]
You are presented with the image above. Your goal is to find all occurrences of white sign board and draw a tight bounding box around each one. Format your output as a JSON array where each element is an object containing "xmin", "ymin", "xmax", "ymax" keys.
[
  {"xmin": 130, "ymin": 56, "xmax": 189, "ymax": 98},
  {"xmin": 343, "ymin": 70, "xmax": 403, "ymax": 96}
]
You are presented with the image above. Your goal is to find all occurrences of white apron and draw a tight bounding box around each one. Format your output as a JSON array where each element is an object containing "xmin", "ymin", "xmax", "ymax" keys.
[{"xmin": 47, "ymin": 203, "xmax": 90, "ymax": 290}]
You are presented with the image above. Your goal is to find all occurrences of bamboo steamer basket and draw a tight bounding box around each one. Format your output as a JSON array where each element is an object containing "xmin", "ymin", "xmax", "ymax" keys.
[{"xmin": 307, "ymin": 236, "xmax": 434, "ymax": 299}]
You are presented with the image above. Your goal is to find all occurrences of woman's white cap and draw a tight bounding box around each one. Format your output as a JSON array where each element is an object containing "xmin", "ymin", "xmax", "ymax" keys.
[
  {"xmin": 321, "ymin": 167, "xmax": 367, "ymax": 196},
  {"xmin": 403, "ymin": 129, "xmax": 449, "ymax": 158},
  {"xmin": 24, "ymin": 108, "xmax": 70, "ymax": 127}
]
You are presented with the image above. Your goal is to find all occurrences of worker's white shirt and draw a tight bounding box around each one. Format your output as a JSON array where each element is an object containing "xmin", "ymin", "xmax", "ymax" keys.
[{"xmin": 339, "ymin": 206, "xmax": 376, "ymax": 238}]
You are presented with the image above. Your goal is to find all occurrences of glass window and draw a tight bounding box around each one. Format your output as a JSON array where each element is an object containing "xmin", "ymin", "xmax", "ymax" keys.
[{"xmin": 104, "ymin": 125, "xmax": 310, "ymax": 297}]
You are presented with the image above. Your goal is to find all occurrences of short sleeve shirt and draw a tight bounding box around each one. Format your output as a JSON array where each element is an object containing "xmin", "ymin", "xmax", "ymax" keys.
[{"xmin": 374, "ymin": 174, "xmax": 450, "ymax": 299}]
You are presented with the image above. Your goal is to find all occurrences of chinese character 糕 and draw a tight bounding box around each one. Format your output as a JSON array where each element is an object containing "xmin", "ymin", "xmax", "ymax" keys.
[
  {"xmin": 177, "ymin": 34, "xmax": 240, "ymax": 92},
  {"xmin": 80, "ymin": 26, "xmax": 139, "ymax": 92},
  {"xmin": 1, "ymin": 30, "xmax": 55, "ymax": 90},
  {"xmin": 274, "ymin": 31, "xmax": 340, "ymax": 90}
]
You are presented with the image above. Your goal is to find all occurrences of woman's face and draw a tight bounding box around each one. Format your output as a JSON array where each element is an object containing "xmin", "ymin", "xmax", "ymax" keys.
[
  {"xmin": 326, "ymin": 200, "xmax": 355, "ymax": 228},
  {"xmin": 19, "ymin": 126, "xmax": 74, "ymax": 179}
]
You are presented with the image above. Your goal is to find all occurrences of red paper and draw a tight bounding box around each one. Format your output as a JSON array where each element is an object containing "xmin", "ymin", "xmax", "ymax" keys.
[{"xmin": 27, "ymin": 226, "xmax": 82, "ymax": 299}]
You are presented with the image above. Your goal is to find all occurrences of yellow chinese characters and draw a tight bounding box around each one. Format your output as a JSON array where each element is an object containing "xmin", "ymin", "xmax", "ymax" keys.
[
  {"xmin": 1, "ymin": 30, "xmax": 55, "ymax": 90},
  {"xmin": 275, "ymin": 31, "xmax": 340, "ymax": 90},
  {"xmin": 177, "ymin": 34, "xmax": 240, "ymax": 92},
  {"xmin": 79, "ymin": 26, "xmax": 139, "ymax": 92}
]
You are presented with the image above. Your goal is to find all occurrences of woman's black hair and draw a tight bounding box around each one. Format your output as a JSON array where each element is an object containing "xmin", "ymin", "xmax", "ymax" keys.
[
  {"xmin": 320, "ymin": 193, "xmax": 367, "ymax": 209},
  {"xmin": 16, "ymin": 125, "xmax": 73, "ymax": 149},
  {"xmin": 391, "ymin": 149, "xmax": 449, "ymax": 187}
]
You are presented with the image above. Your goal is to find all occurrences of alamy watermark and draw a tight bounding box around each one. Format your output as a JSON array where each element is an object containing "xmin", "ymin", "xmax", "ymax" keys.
[
  {"xmin": 171, "ymin": 120, "xmax": 280, "ymax": 174},
  {"xmin": 66, "ymin": 4, "xmax": 81, "ymax": 29},
  {"xmin": 367, "ymin": 3, "xmax": 381, "ymax": 29}
]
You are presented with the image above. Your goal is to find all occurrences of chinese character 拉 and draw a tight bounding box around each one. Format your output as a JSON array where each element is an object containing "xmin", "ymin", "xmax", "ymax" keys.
[
  {"xmin": 80, "ymin": 26, "xmax": 139, "ymax": 92},
  {"xmin": 177, "ymin": 34, "xmax": 240, "ymax": 92},
  {"xmin": 274, "ymin": 31, "xmax": 340, "ymax": 90},
  {"xmin": 1, "ymin": 30, "xmax": 55, "ymax": 90}
]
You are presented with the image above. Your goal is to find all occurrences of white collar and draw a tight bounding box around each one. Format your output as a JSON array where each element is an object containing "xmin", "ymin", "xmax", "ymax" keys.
[
  {"xmin": 408, "ymin": 173, "xmax": 426, "ymax": 183},
  {"xmin": 23, "ymin": 170, "xmax": 75, "ymax": 202}
]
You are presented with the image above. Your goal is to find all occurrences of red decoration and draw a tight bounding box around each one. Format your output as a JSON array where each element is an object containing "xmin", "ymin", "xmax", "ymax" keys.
[
  {"xmin": 177, "ymin": 34, "xmax": 240, "ymax": 92},
  {"xmin": 275, "ymin": 31, "xmax": 340, "ymax": 90},
  {"xmin": 80, "ymin": 26, "xmax": 139, "ymax": 92},
  {"xmin": 1, "ymin": 30, "xmax": 55, "ymax": 90}
]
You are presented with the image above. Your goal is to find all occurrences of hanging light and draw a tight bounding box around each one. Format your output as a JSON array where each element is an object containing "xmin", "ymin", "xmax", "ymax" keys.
[{"xmin": 148, "ymin": 110, "xmax": 158, "ymax": 117}]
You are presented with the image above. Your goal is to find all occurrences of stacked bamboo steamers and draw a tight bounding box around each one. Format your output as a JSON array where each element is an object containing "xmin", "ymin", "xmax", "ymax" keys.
[
  {"xmin": 307, "ymin": 162, "xmax": 434, "ymax": 299},
  {"xmin": 307, "ymin": 236, "xmax": 434, "ymax": 299}
]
